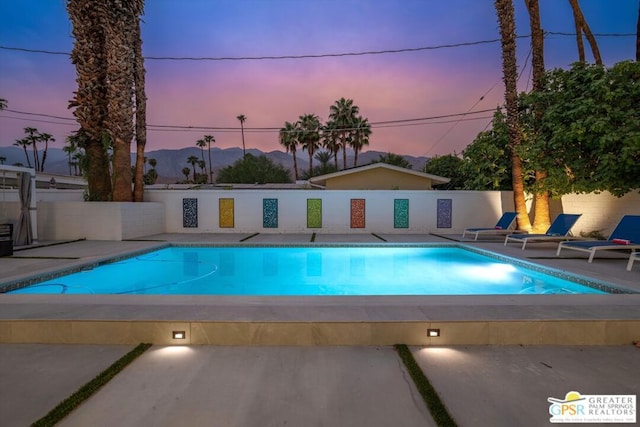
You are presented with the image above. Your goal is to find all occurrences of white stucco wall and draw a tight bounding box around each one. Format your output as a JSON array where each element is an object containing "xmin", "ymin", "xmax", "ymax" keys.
[
  {"xmin": 37, "ymin": 202, "xmax": 165, "ymax": 241},
  {"xmin": 145, "ymin": 189, "xmax": 513, "ymax": 234}
]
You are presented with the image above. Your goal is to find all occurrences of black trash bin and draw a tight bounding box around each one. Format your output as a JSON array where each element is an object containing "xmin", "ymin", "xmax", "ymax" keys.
[{"xmin": 0, "ymin": 223, "xmax": 13, "ymax": 257}]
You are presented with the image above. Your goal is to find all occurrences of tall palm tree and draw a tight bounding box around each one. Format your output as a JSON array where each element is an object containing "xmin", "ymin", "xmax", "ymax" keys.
[
  {"xmin": 525, "ymin": 0, "xmax": 551, "ymax": 233},
  {"xmin": 328, "ymin": 98, "xmax": 359, "ymax": 170},
  {"xmin": 68, "ymin": 0, "xmax": 111, "ymax": 200},
  {"xmin": 187, "ymin": 155, "xmax": 199, "ymax": 182},
  {"xmin": 568, "ymin": 0, "xmax": 602, "ymax": 64},
  {"xmin": 63, "ymin": 140, "xmax": 77, "ymax": 175},
  {"xmin": 181, "ymin": 167, "xmax": 191, "ymax": 182},
  {"xmin": 22, "ymin": 127, "xmax": 41, "ymax": 171},
  {"xmin": 202, "ymin": 134, "xmax": 215, "ymax": 183},
  {"xmin": 13, "ymin": 138, "xmax": 32, "ymax": 168},
  {"xmin": 350, "ymin": 116, "xmax": 371, "ymax": 167},
  {"xmin": 237, "ymin": 114, "xmax": 247, "ymax": 158},
  {"xmin": 321, "ymin": 123, "xmax": 340, "ymax": 171},
  {"xmin": 495, "ymin": 0, "xmax": 532, "ymax": 232},
  {"xmin": 279, "ymin": 121, "xmax": 300, "ymax": 181},
  {"xmin": 132, "ymin": 3, "xmax": 146, "ymax": 202},
  {"xmin": 298, "ymin": 114, "xmax": 322, "ymax": 177},
  {"xmin": 196, "ymin": 138, "xmax": 207, "ymax": 181},
  {"xmin": 38, "ymin": 132, "xmax": 55, "ymax": 172},
  {"xmin": 637, "ymin": 1, "xmax": 640, "ymax": 61}
]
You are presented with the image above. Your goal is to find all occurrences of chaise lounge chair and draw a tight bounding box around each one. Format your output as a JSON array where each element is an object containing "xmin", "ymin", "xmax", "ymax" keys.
[
  {"xmin": 504, "ymin": 213, "xmax": 582, "ymax": 250},
  {"xmin": 628, "ymin": 252, "xmax": 640, "ymax": 271},
  {"xmin": 557, "ymin": 215, "xmax": 640, "ymax": 264},
  {"xmin": 462, "ymin": 212, "xmax": 518, "ymax": 240}
]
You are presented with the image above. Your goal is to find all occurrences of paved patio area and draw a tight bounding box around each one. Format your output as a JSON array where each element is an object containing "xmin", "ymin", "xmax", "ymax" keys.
[{"xmin": 0, "ymin": 233, "xmax": 638, "ymax": 425}]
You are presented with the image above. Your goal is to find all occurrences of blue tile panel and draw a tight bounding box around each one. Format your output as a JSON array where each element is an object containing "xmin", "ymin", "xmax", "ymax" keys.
[
  {"xmin": 182, "ymin": 198, "xmax": 198, "ymax": 228},
  {"xmin": 263, "ymin": 198, "xmax": 278, "ymax": 228},
  {"xmin": 394, "ymin": 199, "xmax": 409, "ymax": 228},
  {"xmin": 437, "ymin": 199, "xmax": 452, "ymax": 228}
]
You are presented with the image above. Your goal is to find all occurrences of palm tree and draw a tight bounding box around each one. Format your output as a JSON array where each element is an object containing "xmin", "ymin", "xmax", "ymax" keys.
[
  {"xmin": 38, "ymin": 132, "xmax": 55, "ymax": 172},
  {"xmin": 68, "ymin": 0, "xmax": 112, "ymax": 200},
  {"xmin": 525, "ymin": 0, "xmax": 551, "ymax": 233},
  {"xmin": 237, "ymin": 114, "xmax": 247, "ymax": 158},
  {"xmin": 350, "ymin": 116, "xmax": 371, "ymax": 167},
  {"xmin": 148, "ymin": 158, "xmax": 157, "ymax": 169},
  {"xmin": 24, "ymin": 127, "xmax": 41, "ymax": 171},
  {"xmin": 0, "ymin": 156, "xmax": 6, "ymax": 165},
  {"xmin": 568, "ymin": 0, "xmax": 602, "ymax": 64},
  {"xmin": 196, "ymin": 138, "xmax": 207, "ymax": 181},
  {"xmin": 187, "ymin": 155, "xmax": 199, "ymax": 182},
  {"xmin": 279, "ymin": 121, "xmax": 300, "ymax": 181},
  {"xmin": 202, "ymin": 134, "xmax": 215, "ymax": 183},
  {"xmin": 0, "ymin": 98, "xmax": 7, "ymax": 110},
  {"xmin": 181, "ymin": 167, "xmax": 191, "ymax": 182},
  {"xmin": 13, "ymin": 138, "xmax": 32, "ymax": 168},
  {"xmin": 495, "ymin": 0, "xmax": 532, "ymax": 232},
  {"xmin": 371, "ymin": 152, "xmax": 412, "ymax": 169},
  {"xmin": 298, "ymin": 114, "xmax": 322, "ymax": 177},
  {"xmin": 328, "ymin": 98, "xmax": 359, "ymax": 170},
  {"xmin": 132, "ymin": 4, "xmax": 146, "ymax": 202},
  {"xmin": 322, "ymin": 122, "xmax": 340, "ymax": 171}
]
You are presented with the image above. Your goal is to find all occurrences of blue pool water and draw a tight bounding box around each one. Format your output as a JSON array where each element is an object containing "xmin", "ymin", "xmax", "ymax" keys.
[{"xmin": 7, "ymin": 246, "xmax": 608, "ymax": 296}]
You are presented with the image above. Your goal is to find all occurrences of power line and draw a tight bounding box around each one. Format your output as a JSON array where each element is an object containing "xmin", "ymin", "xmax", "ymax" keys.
[
  {"xmin": 0, "ymin": 32, "xmax": 633, "ymax": 61},
  {"xmin": 1, "ymin": 107, "xmax": 499, "ymax": 133}
]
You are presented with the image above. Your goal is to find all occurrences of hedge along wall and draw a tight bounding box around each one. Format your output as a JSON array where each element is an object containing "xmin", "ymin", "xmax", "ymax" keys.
[{"xmin": 145, "ymin": 189, "xmax": 514, "ymax": 234}]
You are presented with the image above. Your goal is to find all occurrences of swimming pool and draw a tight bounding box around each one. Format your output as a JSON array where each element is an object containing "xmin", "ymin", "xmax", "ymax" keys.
[{"xmin": 7, "ymin": 245, "xmax": 609, "ymax": 295}]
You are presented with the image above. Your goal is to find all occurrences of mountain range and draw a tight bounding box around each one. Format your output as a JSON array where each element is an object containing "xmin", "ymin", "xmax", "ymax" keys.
[{"xmin": 0, "ymin": 146, "xmax": 430, "ymax": 183}]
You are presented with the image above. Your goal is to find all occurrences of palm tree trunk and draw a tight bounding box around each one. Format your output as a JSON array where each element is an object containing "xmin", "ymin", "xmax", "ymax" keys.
[
  {"xmin": 636, "ymin": 0, "xmax": 640, "ymax": 61},
  {"xmin": 353, "ymin": 149, "xmax": 359, "ymax": 168},
  {"xmin": 68, "ymin": 0, "xmax": 112, "ymax": 201},
  {"xmin": 526, "ymin": 0, "xmax": 551, "ymax": 233},
  {"xmin": 132, "ymin": 8, "xmax": 147, "ymax": 202},
  {"xmin": 568, "ymin": 0, "xmax": 602, "ymax": 64},
  {"xmin": 496, "ymin": 0, "xmax": 532, "ymax": 232},
  {"xmin": 105, "ymin": 0, "xmax": 141, "ymax": 201},
  {"xmin": 207, "ymin": 144, "xmax": 213, "ymax": 183},
  {"xmin": 292, "ymin": 150, "xmax": 299, "ymax": 181},
  {"xmin": 31, "ymin": 142, "xmax": 40, "ymax": 172}
]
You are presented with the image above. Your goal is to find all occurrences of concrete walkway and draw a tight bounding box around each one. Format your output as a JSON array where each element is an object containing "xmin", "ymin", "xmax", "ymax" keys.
[{"xmin": 2, "ymin": 343, "xmax": 638, "ymax": 426}]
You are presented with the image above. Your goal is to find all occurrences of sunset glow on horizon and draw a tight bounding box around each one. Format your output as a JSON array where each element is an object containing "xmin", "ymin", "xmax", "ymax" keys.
[{"xmin": 0, "ymin": 0, "xmax": 636, "ymax": 157}]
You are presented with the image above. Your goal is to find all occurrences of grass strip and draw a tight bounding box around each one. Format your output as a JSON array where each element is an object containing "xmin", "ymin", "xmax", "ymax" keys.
[
  {"xmin": 32, "ymin": 343, "xmax": 152, "ymax": 427},
  {"xmin": 239, "ymin": 232, "xmax": 260, "ymax": 242},
  {"xmin": 394, "ymin": 344, "xmax": 457, "ymax": 427}
]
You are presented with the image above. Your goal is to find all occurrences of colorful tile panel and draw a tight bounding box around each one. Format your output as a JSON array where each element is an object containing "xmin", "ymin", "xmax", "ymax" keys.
[
  {"xmin": 394, "ymin": 199, "xmax": 409, "ymax": 228},
  {"xmin": 182, "ymin": 198, "xmax": 198, "ymax": 228},
  {"xmin": 437, "ymin": 198, "xmax": 452, "ymax": 228},
  {"xmin": 350, "ymin": 199, "xmax": 366, "ymax": 228},
  {"xmin": 219, "ymin": 198, "xmax": 234, "ymax": 228},
  {"xmin": 307, "ymin": 199, "xmax": 322, "ymax": 228},
  {"xmin": 263, "ymin": 198, "xmax": 278, "ymax": 228}
]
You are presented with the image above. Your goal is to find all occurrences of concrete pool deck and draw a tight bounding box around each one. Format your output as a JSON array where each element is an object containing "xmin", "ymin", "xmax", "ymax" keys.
[
  {"xmin": 0, "ymin": 233, "xmax": 639, "ymax": 346},
  {"xmin": 0, "ymin": 234, "xmax": 639, "ymax": 426}
]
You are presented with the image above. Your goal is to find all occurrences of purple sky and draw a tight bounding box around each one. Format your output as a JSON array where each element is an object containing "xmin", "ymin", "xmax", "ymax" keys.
[{"xmin": 0, "ymin": 0, "xmax": 637, "ymax": 157}]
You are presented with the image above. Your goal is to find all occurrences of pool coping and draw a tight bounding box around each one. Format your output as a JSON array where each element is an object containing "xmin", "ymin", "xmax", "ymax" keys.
[{"xmin": 1, "ymin": 237, "xmax": 639, "ymax": 345}]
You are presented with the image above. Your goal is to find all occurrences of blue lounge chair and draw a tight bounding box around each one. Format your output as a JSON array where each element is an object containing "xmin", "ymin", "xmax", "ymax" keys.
[
  {"xmin": 557, "ymin": 215, "xmax": 640, "ymax": 263},
  {"xmin": 504, "ymin": 213, "xmax": 582, "ymax": 249},
  {"xmin": 462, "ymin": 212, "xmax": 519, "ymax": 240},
  {"xmin": 628, "ymin": 252, "xmax": 639, "ymax": 271}
]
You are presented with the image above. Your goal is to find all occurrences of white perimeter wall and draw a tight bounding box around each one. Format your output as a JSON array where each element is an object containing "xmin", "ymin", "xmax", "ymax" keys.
[
  {"xmin": 145, "ymin": 189, "xmax": 514, "ymax": 234},
  {"xmin": 2, "ymin": 188, "xmax": 638, "ymax": 240}
]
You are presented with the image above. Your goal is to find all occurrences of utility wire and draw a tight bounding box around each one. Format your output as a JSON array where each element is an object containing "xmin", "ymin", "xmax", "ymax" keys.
[{"xmin": 1, "ymin": 32, "xmax": 633, "ymax": 62}]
